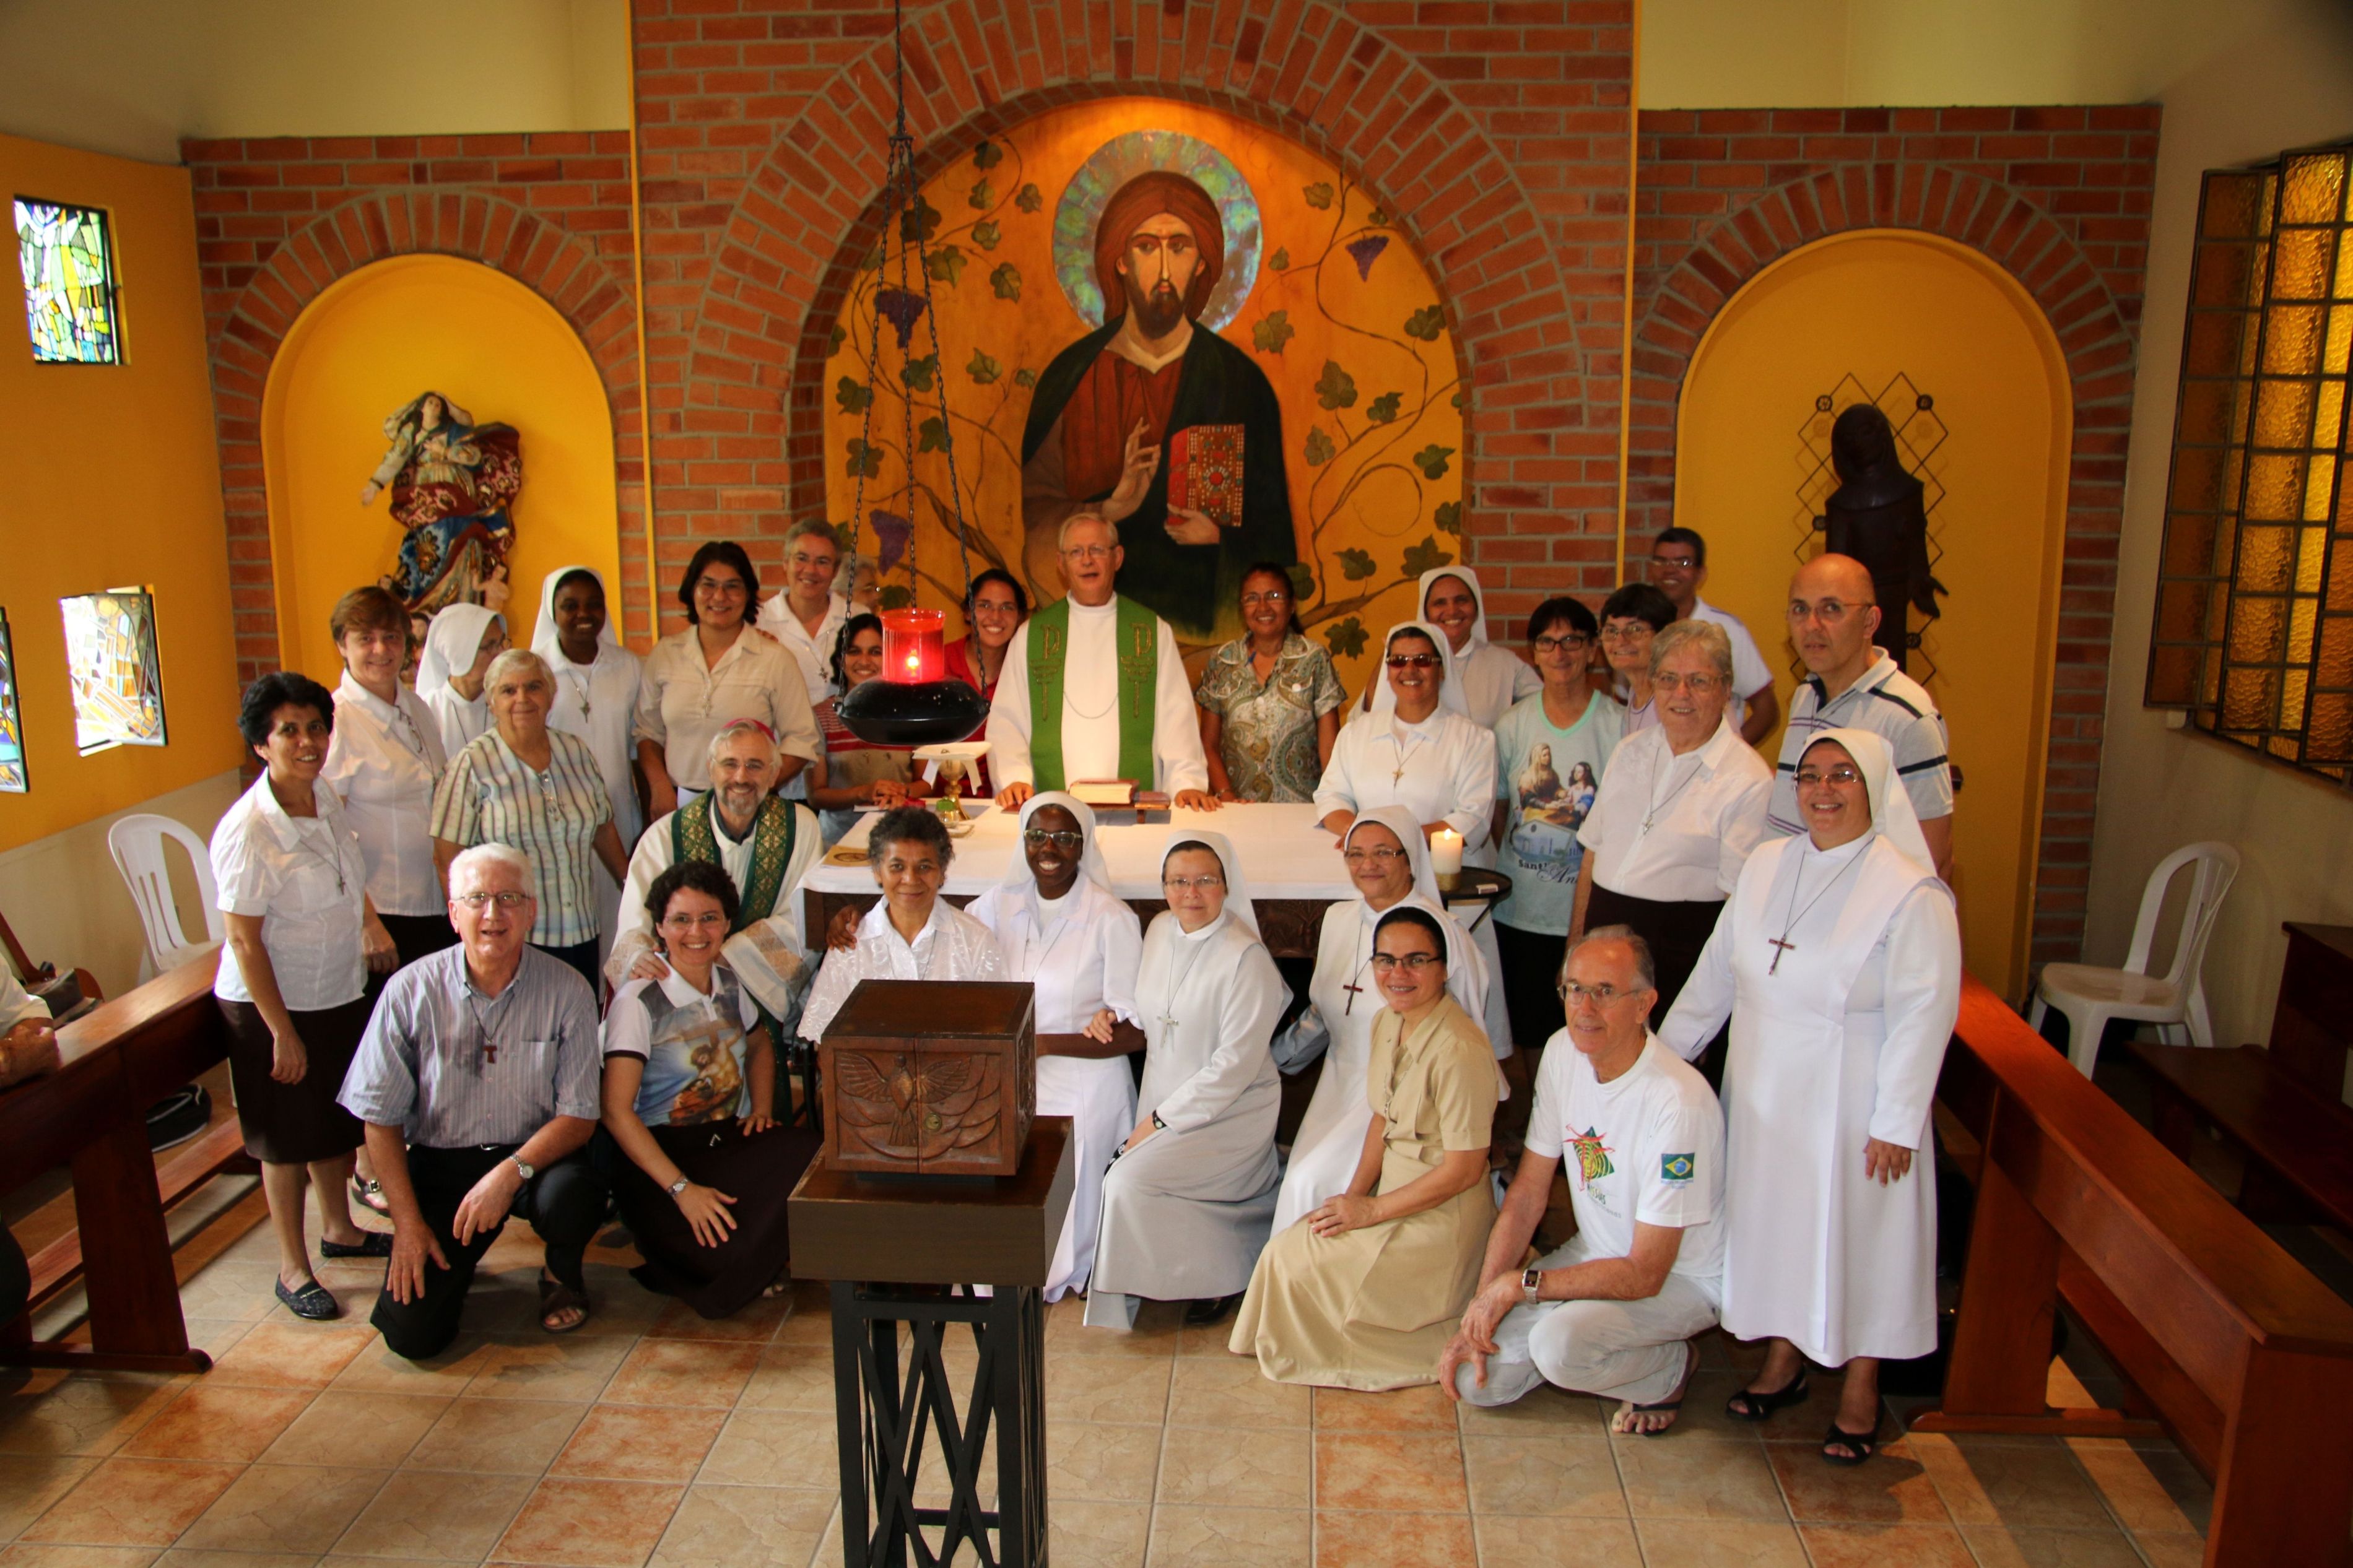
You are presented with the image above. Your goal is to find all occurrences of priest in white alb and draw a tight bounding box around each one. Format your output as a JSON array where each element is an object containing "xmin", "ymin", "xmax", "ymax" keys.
[
  {"xmin": 1658, "ymin": 727, "xmax": 1961, "ymax": 1467},
  {"xmin": 987, "ymin": 512, "xmax": 1215, "ymax": 810}
]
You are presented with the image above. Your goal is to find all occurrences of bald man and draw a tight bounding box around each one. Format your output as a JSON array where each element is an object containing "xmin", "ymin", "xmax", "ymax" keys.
[{"xmin": 1770, "ymin": 553, "xmax": 1954, "ymax": 878}]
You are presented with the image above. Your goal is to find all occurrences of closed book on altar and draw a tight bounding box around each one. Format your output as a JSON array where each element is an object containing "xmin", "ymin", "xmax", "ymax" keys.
[
  {"xmin": 1069, "ymin": 779, "xmax": 1135, "ymax": 807},
  {"xmin": 820, "ymin": 980, "xmax": 1036, "ymax": 1177},
  {"xmin": 1167, "ymin": 424, "xmax": 1245, "ymax": 531}
]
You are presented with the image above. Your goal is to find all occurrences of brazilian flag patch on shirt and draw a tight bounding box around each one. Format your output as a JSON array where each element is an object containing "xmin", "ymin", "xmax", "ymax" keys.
[{"xmin": 1661, "ymin": 1153, "xmax": 1695, "ymax": 1183}]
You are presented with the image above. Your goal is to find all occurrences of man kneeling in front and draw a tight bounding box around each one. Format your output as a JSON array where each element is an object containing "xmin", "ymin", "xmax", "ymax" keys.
[
  {"xmin": 1440, "ymin": 927, "xmax": 1723, "ymax": 1433},
  {"xmin": 340, "ymin": 842, "xmax": 607, "ymax": 1356}
]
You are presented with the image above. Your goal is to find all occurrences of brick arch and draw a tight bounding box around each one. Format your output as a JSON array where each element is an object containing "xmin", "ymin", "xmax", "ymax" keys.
[
  {"xmin": 667, "ymin": 0, "xmax": 1594, "ymax": 593},
  {"xmin": 205, "ymin": 191, "xmax": 642, "ymax": 680},
  {"xmin": 1622, "ymin": 160, "xmax": 2139, "ymax": 977}
]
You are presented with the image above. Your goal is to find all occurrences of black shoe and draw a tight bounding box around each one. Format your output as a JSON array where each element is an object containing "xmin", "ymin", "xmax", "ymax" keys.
[
  {"xmin": 276, "ymin": 1277, "xmax": 341, "ymax": 1320},
  {"xmin": 1183, "ymin": 1293, "xmax": 1242, "ymax": 1327},
  {"xmin": 320, "ymin": 1231, "xmax": 394, "ymax": 1260},
  {"xmin": 1725, "ymin": 1369, "xmax": 1811, "ymax": 1422}
]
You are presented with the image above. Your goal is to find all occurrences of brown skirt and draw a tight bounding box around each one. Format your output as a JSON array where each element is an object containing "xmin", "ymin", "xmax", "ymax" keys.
[
  {"xmin": 612, "ymin": 1120, "xmax": 819, "ymax": 1320},
  {"xmin": 217, "ymin": 995, "xmax": 370, "ymax": 1164}
]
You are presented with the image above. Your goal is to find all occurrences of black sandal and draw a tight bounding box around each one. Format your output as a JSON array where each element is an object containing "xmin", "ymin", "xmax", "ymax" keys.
[
  {"xmin": 320, "ymin": 1231, "xmax": 393, "ymax": 1260},
  {"xmin": 1725, "ymin": 1369, "xmax": 1810, "ymax": 1422},
  {"xmin": 275, "ymin": 1277, "xmax": 341, "ymax": 1321},
  {"xmin": 1822, "ymin": 1411, "xmax": 1886, "ymax": 1466},
  {"xmin": 538, "ymin": 1274, "xmax": 591, "ymax": 1335}
]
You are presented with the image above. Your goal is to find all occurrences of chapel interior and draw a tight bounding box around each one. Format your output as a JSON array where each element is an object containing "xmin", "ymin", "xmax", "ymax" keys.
[{"xmin": 2, "ymin": 0, "xmax": 2352, "ymax": 1564}]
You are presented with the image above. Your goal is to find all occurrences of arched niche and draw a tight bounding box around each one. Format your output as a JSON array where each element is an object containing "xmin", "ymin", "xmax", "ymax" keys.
[
  {"xmin": 261, "ymin": 253, "xmax": 622, "ymax": 682},
  {"xmin": 1676, "ymin": 229, "xmax": 2072, "ymax": 1000}
]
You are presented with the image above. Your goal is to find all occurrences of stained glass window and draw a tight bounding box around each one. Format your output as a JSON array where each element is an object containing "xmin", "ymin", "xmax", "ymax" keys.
[
  {"xmin": 14, "ymin": 198, "xmax": 121, "ymax": 365},
  {"xmin": 59, "ymin": 589, "xmax": 166, "ymax": 755},
  {"xmin": 2146, "ymin": 140, "xmax": 2353, "ymax": 786},
  {"xmin": 0, "ymin": 611, "xmax": 25, "ymax": 792}
]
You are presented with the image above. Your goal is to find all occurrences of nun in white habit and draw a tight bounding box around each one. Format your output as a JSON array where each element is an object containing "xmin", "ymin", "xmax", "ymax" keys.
[
  {"xmin": 415, "ymin": 603, "xmax": 506, "ymax": 759},
  {"xmin": 533, "ymin": 565, "xmax": 645, "ymax": 961},
  {"xmin": 1359, "ymin": 568, "xmax": 1540, "ymax": 729},
  {"xmin": 963, "ymin": 792, "xmax": 1145, "ymax": 1301},
  {"xmin": 1658, "ymin": 727, "xmax": 1960, "ymax": 1466},
  {"xmin": 1085, "ymin": 829, "xmax": 1289, "ymax": 1330},
  {"xmin": 1272, "ymin": 805, "xmax": 1495, "ymax": 1236}
]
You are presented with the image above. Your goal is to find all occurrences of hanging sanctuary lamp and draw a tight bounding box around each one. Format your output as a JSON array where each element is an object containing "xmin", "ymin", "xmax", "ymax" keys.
[{"xmin": 832, "ymin": 0, "xmax": 992, "ymax": 748}]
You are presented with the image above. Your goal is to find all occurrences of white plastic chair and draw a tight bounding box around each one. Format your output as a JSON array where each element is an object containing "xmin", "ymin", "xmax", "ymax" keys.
[
  {"xmin": 2030, "ymin": 841, "xmax": 2240, "ymax": 1076},
  {"xmin": 107, "ymin": 813, "xmax": 224, "ymax": 980}
]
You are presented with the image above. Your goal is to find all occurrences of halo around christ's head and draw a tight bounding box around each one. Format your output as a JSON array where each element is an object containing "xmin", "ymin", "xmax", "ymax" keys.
[{"xmin": 1053, "ymin": 130, "xmax": 1263, "ymax": 333}]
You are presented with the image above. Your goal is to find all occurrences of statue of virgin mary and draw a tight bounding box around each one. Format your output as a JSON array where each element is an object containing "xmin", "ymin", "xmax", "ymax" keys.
[{"xmin": 360, "ymin": 390, "xmax": 523, "ymax": 617}]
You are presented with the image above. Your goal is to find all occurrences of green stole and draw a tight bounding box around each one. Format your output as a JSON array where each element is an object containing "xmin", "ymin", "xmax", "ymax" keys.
[
  {"xmin": 671, "ymin": 792, "xmax": 798, "ymax": 929},
  {"xmin": 1026, "ymin": 594, "xmax": 1159, "ymax": 791}
]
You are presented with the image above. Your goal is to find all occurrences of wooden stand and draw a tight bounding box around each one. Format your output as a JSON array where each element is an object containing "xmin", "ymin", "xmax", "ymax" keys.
[{"xmin": 789, "ymin": 1119, "xmax": 1074, "ymax": 1568}]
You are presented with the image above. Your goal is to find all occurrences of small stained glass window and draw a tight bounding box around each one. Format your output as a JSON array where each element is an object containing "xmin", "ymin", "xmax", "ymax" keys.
[
  {"xmin": 2146, "ymin": 140, "xmax": 2353, "ymax": 786},
  {"xmin": 0, "ymin": 610, "xmax": 25, "ymax": 792},
  {"xmin": 59, "ymin": 589, "xmax": 166, "ymax": 755},
  {"xmin": 14, "ymin": 197, "xmax": 122, "ymax": 364}
]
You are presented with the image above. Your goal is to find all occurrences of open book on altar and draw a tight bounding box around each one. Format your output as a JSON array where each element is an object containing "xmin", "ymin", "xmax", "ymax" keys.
[
  {"xmin": 1068, "ymin": 779, "xmax": 1136, "ymax": 807},
  {"xmin": 1167, "ymin": 425, "xmax": 1244, "ymax": 531}
]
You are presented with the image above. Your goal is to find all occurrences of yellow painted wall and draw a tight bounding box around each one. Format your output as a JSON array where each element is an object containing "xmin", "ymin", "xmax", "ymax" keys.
[
  {"xmin": 1674, "ymin": 231, "xmax": 2072, "ymax": 1002},
  {"xmin": 0, "ymin": 131, "xmax": 243, "ymax": 853},
  {"xmin": 262, "ymin": 254, "xmax": 624, "ymax": 683}
]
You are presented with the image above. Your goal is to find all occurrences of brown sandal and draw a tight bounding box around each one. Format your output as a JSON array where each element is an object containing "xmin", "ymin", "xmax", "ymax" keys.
[{"xmin": 538, "ymin": 1274, "xmax": 591, "ymax": 1334}]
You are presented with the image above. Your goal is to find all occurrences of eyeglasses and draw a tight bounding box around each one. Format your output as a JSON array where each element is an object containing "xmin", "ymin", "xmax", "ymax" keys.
[
  {"xmin": 1062, "ymin": 544, "xmax": 1115, "ymax": 561},
  {"xmin": 1788, "ymin": 599, "xmax": 1864, "ymax": 624},
  {"xmin": 1651, "ymin": 671, "xmax": 1723, "ymax": 693},
  {"xmin": 1599, "ymin": 625, "xmax": 1653, "ymax": 645},
  {"xmin": 696, "ymin": 577, "xmax": 749, "ymax": 598},
  {"xmin": 660, "ymin": 910, "xmax": 728, "ymax": 931},
  {"xmin": 1240, "ymin": 590, "xmax": 1290, "ymax": 607},
  {"xmin": 1162, "ymin": 874, "xmax": 1225, "ymax": 892},
  {"xmin": 1385, "ymin": 654, "xmax": 1438, "ymax": 670},
  {"xmin": 1557, "ymin": 979, "xmax": 1641, "ymax": 1005},
  {"xmin": 1793, "ymin": 765, "xmax": 1864, "ymax": 787},
  {"xmin": 453, "ymin": 891, "xmax": 532, "ymax": 909},
  {"xmin": 1533, "ymin": 635, "xmax": 1591, "ymax": 654},
  {"xmin": 1023, "ymin": 828, "xmax": 1084, "ymax": 850},
  {"xmin": 1342, "ymin": 846, "xmax": 1408, "ymax": 865},
  {"xmin": 1651, "ymin": 555, "xmax": 1699, "ymax": 573},
  {"xmin": 1371, "ymin": 953, "xmax": 1443, "ymax": 971}
]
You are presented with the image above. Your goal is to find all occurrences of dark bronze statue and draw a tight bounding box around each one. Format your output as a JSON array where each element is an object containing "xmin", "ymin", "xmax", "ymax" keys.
[{"xmin": 1823, "ymin": 404, "xmax": 1945, "ymax": 670}]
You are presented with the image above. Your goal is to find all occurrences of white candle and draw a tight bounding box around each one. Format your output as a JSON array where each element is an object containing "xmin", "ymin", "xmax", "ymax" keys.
[{"xmin": 1431, "ymin": 828, "xmax": 1464, "ymax": 877}]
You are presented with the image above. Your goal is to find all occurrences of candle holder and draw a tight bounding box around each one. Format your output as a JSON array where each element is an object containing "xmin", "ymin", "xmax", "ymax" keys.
[{"xmin": 838, "ymin": 609, "xmax": 989, "ymax": 746}]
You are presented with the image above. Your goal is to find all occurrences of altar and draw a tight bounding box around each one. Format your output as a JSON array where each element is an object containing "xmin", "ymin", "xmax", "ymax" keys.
[{"xmin": 799, "ymin": 802, "xmax": 1360, "ymax": 957}]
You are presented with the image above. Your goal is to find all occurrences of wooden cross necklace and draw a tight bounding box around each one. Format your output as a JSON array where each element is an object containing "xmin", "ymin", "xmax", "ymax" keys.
[{"xmin": 1767, "ymin": 842, "xmax": 1868, "ymax": 974}]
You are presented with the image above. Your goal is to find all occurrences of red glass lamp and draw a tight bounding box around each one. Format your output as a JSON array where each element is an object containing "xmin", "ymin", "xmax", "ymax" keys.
[{"xmin": 838, "ymin": 607, "xmax": 989, "ymax": 746}]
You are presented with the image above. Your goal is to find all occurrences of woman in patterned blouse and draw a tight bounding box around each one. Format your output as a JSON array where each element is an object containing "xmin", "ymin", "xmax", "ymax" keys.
[{"xmin": 1194, "ymin": 562, "xmax": 1346, "ymax": 803}]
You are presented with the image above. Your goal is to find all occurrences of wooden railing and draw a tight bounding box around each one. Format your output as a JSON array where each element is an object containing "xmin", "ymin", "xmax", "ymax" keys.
[{"xmin": 1925, "ymin": 976, "xmax": 2353, "ymax": 1567}]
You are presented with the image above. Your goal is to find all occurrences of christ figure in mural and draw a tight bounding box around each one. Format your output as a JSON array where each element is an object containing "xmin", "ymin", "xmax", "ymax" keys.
[{"xmin": 1020, "ymin": 171, "xmax": 1295, "ymax": 641}]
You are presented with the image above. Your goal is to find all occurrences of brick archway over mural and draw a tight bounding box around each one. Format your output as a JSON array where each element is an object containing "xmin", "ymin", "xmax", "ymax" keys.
[
  {"xmin": 644, "ymin": 0, "xmax": 1634, "ymax": 625},
  {"xmin": 197, "ymin": 183, "xmax": 643, "ymax": 682},
  {"xmin": 1625, "ymin": 158, "xmax": 2144, "ymax": 974}
]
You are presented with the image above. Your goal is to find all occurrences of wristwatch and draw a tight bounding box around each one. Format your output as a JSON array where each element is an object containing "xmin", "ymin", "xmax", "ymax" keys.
[
  {"xmin": 669, "ymin": 1177, "xmax": 690, "ymax": 1197},
  {"xmin": 1521, "ymin": 1266, "xmax": 1542, "ymax": 1306},
  {"xmin": 512, "ymin": 1157, "xmax": 535, "ymax": 1183}
]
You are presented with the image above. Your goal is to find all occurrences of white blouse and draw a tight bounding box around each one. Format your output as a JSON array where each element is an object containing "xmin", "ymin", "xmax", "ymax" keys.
[
  {"xmin": 796, "ymin": 898, "xmax": 1006, "ymax": 1042},
  {"xmin": 633, "ymin": 627, "xmax": 822, "ymax": 792},
  {"xmin": 1312, "ymin": 709, "xmax": 1498, "ymax": 849},
  {"xmin": 1578, "ymin": 718, "xmax": 1772, "ymax": 903},
  {"xmin": 964, "ymin": 878, "xmax": 1143, "ymax": 1034},
  {"xmin": 321, "ymin": 671, "xmax": 448, "ymax": 918},
  {"xmin": 211, "ymin": 773, "xmax": 370, "ymax": 1011}
]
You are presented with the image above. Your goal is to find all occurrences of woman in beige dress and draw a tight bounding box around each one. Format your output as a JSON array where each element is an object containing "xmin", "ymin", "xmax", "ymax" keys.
[{"xmin": 1231, "ymin": 904, "xmax": 1497, "ymax": 1388}]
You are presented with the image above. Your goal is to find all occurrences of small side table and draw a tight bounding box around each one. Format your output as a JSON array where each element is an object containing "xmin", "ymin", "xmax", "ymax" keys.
[{"xmin": 789, "ymin": 1118, "xmax": 1074, "ymax": 1568}]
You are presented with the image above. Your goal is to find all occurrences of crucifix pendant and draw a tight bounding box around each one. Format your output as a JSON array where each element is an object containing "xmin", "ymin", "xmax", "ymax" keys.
[
  {"xmin": 482, "ymin": 1041, "xmax": 499, "ymax": 1064},
  {"xmin": 1393, "ymin": 765, "xmax": 1406, "ymax": 784},
  {"xmin": 1767, "ymin": 937, "xmax": 1797, "ymax": 975},
  {"xmin": 1342, "ymin": 980, "xmax": 1365, "ymax": 1015}
]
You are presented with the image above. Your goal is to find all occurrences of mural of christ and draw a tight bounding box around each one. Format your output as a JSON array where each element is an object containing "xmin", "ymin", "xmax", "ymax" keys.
[{"xmin": 1020, "ymin": 170, "xmax": 1296, "ymax": 641}]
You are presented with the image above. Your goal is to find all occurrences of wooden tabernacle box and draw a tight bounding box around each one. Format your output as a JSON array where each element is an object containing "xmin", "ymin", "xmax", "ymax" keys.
[{"xmin": 819, "ymin": 979, "xmax": 1037, "ymax": 1177}]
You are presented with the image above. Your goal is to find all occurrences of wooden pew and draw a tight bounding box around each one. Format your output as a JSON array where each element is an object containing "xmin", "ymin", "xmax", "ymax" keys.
[
  {"xmin": 2129, "ymin": 1041, "xmax": 2353, "ymax": 1232},
  {"xmin": 0, "ymin": 956, "xmax": 229, "ymax": 1373},
  {"xmin": 1923, "ymin": 976, "xmax": 2353, "ymax": 1568}
]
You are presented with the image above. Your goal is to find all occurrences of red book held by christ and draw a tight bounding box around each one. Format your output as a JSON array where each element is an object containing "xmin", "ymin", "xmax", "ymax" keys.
[{"xmin": 1167, "ymin": 424, "xmax": 1245, "ymax": 532}]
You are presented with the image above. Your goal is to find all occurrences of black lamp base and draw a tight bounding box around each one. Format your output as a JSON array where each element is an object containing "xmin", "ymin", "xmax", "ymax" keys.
[{"xmin": 837, "ymin": 677, "xmax": 991, "ymax": 747}]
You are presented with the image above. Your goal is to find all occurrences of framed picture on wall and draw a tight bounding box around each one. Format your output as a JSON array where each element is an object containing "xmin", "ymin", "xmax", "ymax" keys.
[
  {"xmin": 0, "ymin": 610, "xmax": 24, "ymax": 791},
  {"xmin": 58, "ymin": 587, "xmax": 167, "ymax": 755}
]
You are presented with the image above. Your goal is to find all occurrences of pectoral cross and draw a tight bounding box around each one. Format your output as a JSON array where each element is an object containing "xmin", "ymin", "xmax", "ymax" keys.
[
  {"xmin": 481, "ymin": 1040, "xmax": 499, "ymax": 1065},
  {"xmin": 1766, "ymin": 937, "xmax": 1798, "ymax": 976},
  {"xmin": 1342, "ymin": 978, "xmax": 1366, "ymax": 1015}
]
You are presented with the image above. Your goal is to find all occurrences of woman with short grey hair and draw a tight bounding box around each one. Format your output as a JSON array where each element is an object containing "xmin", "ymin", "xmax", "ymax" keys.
[{"xmin": 432, "ymin": 649, "xmax": 628, "ymax": 991}]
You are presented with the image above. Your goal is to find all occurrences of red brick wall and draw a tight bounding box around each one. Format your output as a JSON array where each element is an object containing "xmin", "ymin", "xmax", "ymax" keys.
[
  {"xmin": 1625, "ymin": 105, "xmax": 2161, "ymax": 971},
  {"xmin": 178, "ymin": 13, "xmax": 2159, "ymax": 970}
]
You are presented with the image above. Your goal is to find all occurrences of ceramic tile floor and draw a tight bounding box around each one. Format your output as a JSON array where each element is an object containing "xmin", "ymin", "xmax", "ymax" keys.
[{"xmin": 0, "ymin": 1208, "xmax": 2216, "ymax": 1568}]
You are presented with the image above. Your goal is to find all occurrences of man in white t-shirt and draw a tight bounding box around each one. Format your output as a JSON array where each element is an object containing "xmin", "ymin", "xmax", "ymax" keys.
[
  {"xmin": 1440, "ymin": 926, "xmax": 1725, "ymax": 1434},
  {"xmin": 1650, "ymin": 527, "xmax": 1779, "ymax": 746}
]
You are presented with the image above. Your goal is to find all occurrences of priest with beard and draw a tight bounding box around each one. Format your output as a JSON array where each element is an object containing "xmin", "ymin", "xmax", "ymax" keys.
[{"xmin": 1020, "ymin": 170, "xmax": 1295, "ymax": 643}]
